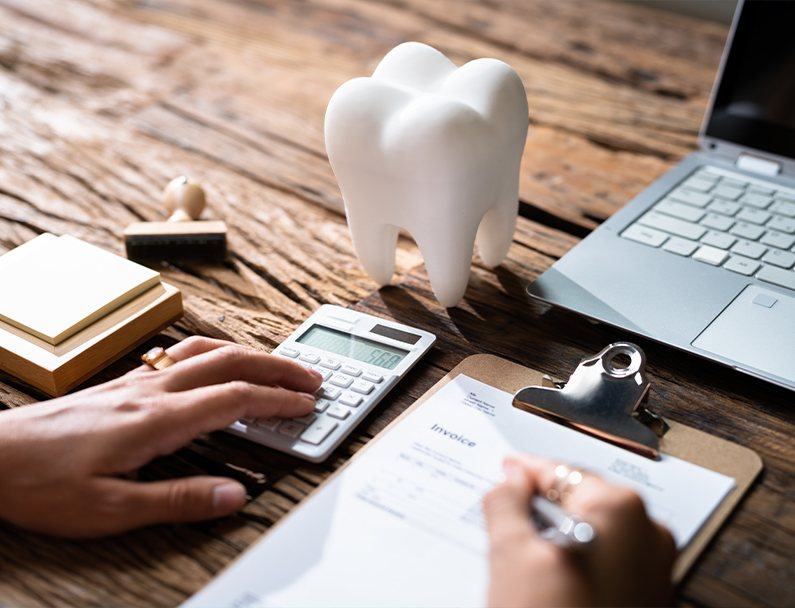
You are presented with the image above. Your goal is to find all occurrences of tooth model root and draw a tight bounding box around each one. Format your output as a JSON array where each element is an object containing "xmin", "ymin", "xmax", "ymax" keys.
[
  {"xmin": 477, "ymin": 198, "xmax": 519, "ymax": 268},
  {"xmin": 347, "ymin": 218, "xmax": 398, "ymax": 287},
  {"xmin": 325, "ymin": 41, "xmax": 529, "ymax": 308},
  {"xmin": 414, "ymin": 215, "xmax": 481, "ymax": 307}
]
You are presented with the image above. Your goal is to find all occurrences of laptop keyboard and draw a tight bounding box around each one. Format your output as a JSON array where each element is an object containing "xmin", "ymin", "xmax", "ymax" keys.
[{"xmin": 621, "ymin": 165, "xmax": 795, "ymax": 291}]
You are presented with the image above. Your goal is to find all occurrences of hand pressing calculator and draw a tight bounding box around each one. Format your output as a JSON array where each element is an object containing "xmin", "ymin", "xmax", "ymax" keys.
[{"xmin": 226, "ymin": 305, "xmax": 436, "ymax": 462}]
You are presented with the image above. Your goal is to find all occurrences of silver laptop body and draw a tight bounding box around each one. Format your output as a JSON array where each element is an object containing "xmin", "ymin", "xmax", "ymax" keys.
[{"xmin": 527, "ymin": 0, "xmax": 795, "ymax": 391}]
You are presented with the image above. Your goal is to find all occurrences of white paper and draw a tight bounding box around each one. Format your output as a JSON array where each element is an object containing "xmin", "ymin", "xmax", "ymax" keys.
[{"xmin": 186, "ymin": 375, "xmax": 735, "ymax": 608}]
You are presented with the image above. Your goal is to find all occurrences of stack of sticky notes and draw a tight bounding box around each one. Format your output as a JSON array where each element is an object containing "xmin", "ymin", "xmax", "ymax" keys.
[{"xmin": 0, "ymin": 234, "xmax": 183, "ymax": 395}]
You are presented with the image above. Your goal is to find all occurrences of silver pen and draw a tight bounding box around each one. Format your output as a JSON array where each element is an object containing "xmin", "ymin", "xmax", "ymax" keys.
[{"xmin": 531, "ymin": 496, "xmax": 596, "ymax": 549}]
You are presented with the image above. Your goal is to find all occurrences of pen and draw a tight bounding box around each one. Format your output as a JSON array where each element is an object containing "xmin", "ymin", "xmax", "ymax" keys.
[{"xmin": 530, "ymin": 495, "xmax": 596, "ymax": 549}]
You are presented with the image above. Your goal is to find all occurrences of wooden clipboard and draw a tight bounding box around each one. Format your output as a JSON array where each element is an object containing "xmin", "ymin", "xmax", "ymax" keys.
[
  {"xmin": 191, "ymin": 351, "xmax": 764, "ymax": 607},
  {"xmin": 401, "ymin": 353, "xmax": 764, "ymax": 583}
]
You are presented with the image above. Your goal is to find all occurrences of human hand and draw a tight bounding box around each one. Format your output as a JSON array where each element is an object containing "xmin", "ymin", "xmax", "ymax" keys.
[
  {"xmin": 483, "ymin": 454, "xmax": 676, "ymax": 607},
  {"xmin": 0, "ymin": 337, "xmax": 322, "ymax": 538}
]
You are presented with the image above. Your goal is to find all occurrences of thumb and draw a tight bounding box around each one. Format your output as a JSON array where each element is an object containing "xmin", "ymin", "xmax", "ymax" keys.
[
  {"xmin": 483, "ymin": 458, "xmax": 538, "ymax": 546},
  {"xmin": 95, "ymin": 476, "xmax": 247, "ymax": 534}
]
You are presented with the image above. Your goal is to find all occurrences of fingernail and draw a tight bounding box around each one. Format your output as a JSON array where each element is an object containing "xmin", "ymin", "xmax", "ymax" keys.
[
  {"xmin": 212, "ymin": 482, "xmax": 246, "ymax": 513},
  {"xmin": 299, "ymin": 392, "xmax": 317, "ymax": 404},
  {"xmin": 307, "ymin": 368, "xmax": 323, "ymax": 380}
]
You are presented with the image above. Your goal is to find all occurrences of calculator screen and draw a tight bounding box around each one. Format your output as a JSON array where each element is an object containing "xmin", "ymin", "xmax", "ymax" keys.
[{"xmin": 297, "ymin": 325, "xmax": 409, "ymax": 370}]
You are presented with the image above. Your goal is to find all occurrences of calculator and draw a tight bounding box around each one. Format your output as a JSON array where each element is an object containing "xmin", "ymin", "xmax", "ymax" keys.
[{"xmin": 225, "ymin": 305, "xmax": 436, "ymax": 462}]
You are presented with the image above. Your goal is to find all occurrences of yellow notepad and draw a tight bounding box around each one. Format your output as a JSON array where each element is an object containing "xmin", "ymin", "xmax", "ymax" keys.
[{"xmin": 0, "ymin": 234, "xmax": 160, "ymax": 345}]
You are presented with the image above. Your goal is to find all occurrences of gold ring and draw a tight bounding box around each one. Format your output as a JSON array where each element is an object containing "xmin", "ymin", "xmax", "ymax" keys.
[
  {"xmin": 546, "ymin": 464, "xmax": 584, "ymax": 503},
  {"xmin": 141, "ymin": 346, "xmax": 176, "ymax": 370}
]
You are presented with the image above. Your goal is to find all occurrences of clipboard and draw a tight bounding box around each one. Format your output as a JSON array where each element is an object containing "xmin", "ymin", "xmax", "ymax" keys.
[
  {"xmin": 405, "ymin": 349, "xmax": 763, "ymax": 583},
  {"xmin": 187, "ymin": 344, "xmax": 764, "ymax": 607}
]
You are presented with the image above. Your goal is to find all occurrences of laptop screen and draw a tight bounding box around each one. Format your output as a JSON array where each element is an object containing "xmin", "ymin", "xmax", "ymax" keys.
[{"xmin": 705, "ymin": 0, "xmax": 795, "ymax": 159}]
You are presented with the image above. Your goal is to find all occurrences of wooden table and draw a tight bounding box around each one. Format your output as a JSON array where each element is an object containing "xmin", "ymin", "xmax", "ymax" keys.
[{"xmin": 0, "ymin": 1, "xmax": 792, "ymax": 606}]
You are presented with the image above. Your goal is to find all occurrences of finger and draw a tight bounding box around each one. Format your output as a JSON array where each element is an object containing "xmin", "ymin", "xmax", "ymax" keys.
[
  {"xmin": 97, "ymin": 383, "xmax": 316, "ymax": 475},
  {"xmin": 483, "ymin": 457, "xmax": 538, "ymax": 547},
  {"xmin": 91, "ymin": 476, "xmax": 247, "ymax": 534},
  {"xmin": 157, "ymin": 345, "xmax": 323, "ymax": 393},
  {"xmin": 154, "ymin": 383, "xmax": 315, "ymax": 451},
  {"xmin": 165, "ymin": 336, "xmax": 233, "ymax": 361},
  {"xmin": 131, "ymin": 336, "xmax": 231, "ymax": 374},
  {"xmin": 505, "ymin": 454, "xmax": 614, "ymax": 515}
]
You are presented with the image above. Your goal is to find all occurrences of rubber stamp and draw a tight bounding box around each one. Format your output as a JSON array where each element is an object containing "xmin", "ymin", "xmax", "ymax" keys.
[{"xmin": 124, "ymin": 176, "xmax": 227, "ymax": 262}]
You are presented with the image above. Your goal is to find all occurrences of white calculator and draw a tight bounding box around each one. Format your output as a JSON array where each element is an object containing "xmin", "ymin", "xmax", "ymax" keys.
[{"xmin": 225, "ymin": 305, "xmax": 436, "ymax": 462}]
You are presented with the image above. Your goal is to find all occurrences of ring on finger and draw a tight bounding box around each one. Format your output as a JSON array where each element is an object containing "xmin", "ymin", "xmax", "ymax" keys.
[
  {"xmin": 141, "ymin": 346, "xmax": 177, "ymax": 370},
  {"xmin": 546, "ymin": 464, "xmax": 584, "ymax": 503}
]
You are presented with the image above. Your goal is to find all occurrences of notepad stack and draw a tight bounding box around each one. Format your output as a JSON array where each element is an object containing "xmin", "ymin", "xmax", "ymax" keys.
[{"xmin": 0, "ymin": 234, "xmax": 183, "ymax": 395}]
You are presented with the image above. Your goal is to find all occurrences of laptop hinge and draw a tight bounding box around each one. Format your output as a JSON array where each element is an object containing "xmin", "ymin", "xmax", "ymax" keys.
[{"xmin": 736, "ymin": 153, "xmax": 781, "ymax": 177}]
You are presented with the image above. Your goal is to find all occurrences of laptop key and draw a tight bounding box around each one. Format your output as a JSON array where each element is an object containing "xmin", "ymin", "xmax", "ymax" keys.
[
  {"xmin": 712, "ymin": 184, "xmax": 744, "ymax": 200},
  {"xmin": 768, "ymin": 216, "xmax": 795, "ymax": 234},
  {"xmin": 731, "ymin": 239, "xmax": 767, "ymax": 259},
  {"xmin": 682, "ymin": 177, "xmax": 715, "ymax": 192},
  {"xmin": 739, "ymin": 192, "xmax": 773, "ymax": 209},
  {"xmin": 669, "ymin": 189, "xmax": 711, "ymax": 207},
  {"xmin": 700, "ymin": 213, "xmax": 734, "ymax": 232},
  {"xmin": 638, "ymin": 211, "xmax": 706, "ymax": 240},
  {"xmin": 707, "ymin": 199, "xmax": 741, "ymax": 216},
  {"xmin": 770, "ymin": 200, "xmax": 795, "ymax": 217},
  {"xmin": 655, "ymin": 199, "xmax": 705, "ymax": 222},
  {"xmin": 701, "ymin": 231, "xmax": 736, "ymax": 250},
  {"xmin": 693, "ymin": 245, "xmax": 728, "ymax": 266},
  {"xmin": 621, "ymin": 223, "xmax": 668, "ymax": 247},
  {"xmin": 757, "ymin": 265, "xmax": 795, "ymax": 291},
  {"xmin": 663, "ymin": 237, "xmax": 699, "ymax": 257},
  {"xmin": 748, "ymin": 184, "xmax": 775, "ymax": 196},
  {"xmin": 730, "ymin": 222, "xmax": 765, "ymax": 241},
  {"xmin": 760, "ymin": 230, "xmax": 795, "ymax": 251},
  {"xmin": 736, "ymin": 208, "xmax": 771, "ymax": 225},
  {"xmin": 720, "ymin": 178, "xmax": 748, "ymax": 189},
  {"xmin": 724, "ymin": 256, "xmax": 760, "ymax": 276},
  {"xmin": 762, "ymin": 249, "xmax": 795, "ymax": 269}
]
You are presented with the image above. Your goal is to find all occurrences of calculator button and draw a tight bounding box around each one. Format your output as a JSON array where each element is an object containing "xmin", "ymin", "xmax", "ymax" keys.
[
  {"xmin": 351, "ymin": 380, "xmax": 374, "ymax": 395},
  {"xmin": 319, "ymin": 357, "xmax": 342, "ymax": 370},
  {"xmin": 299, "ymin": 353, "xmax": 321, "ymax": 364},
  {"xmin": 319, "ymin": 386, "xmax": 341, "ymax": 400},
  {"xmin": 278, "ymin": 420, "xmax": 307, "ymax": 438},
  {"xmin": 278, "ymin": 347, "xmax": 299, "ymax": 358},
  {"xmin": 254, "ymin": 416, "xmax": 282, "ymax": 431},
  {"xmin": 339, "ymin": 393, "xmax": 363, "ymax": 408},
  {"xmin": 329, "ymin": 374, "xmax": 354, "ymax": 389},
  {"xmin": 312, "ymin": 366, "xmax": 333, "ymax": 382},
  {"xmin": 327, "ymin": 404, "xmax": 351, "ymax": 420},
  {"xmin": 362, "ymin": 372, "xmax": 383, "ymax": 384},
  {"xmin": 314, "ymin": 399, "xmax": 332, "ymax": 413},
  {"xmin": 300, "ymin": 418, "xmax": 338, "ymax": 445},
  {"xmin": 341, "ymin": 365, "xmax": 361, "ymax": 377},
  {"xmin": 294, "ymin": 413, "xmax": 316, "ymax": 425}
]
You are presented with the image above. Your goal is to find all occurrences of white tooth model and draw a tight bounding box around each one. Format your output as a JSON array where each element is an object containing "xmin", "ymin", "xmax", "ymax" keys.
[{"xmin": 325, "ymin": 42, "xmax": 529, "ymax": 307}]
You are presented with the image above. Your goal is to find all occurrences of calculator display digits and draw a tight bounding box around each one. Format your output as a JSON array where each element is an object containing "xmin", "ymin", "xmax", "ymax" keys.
[
  {"xmin": 224, "ymin": 305, "xmax": 436, "ymax": 462},
  {"xmin": 296, "ymin": 325, "xmax": 408, "ymax": 370}
]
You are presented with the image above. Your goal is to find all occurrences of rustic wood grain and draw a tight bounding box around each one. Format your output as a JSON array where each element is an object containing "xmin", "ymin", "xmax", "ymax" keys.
[{"xmin": 0, "ymin": 1, "xmax": 792, "ymax": 607}]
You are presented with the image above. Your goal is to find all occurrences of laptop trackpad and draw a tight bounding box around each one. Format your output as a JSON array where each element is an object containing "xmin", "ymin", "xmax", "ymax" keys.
[{"xmin": 693, "ymin": 285, "xmax": 795, "ymax": 384}]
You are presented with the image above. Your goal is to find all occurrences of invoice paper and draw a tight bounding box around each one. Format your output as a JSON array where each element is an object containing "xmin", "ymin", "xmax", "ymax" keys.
[{"xmin": 186, "ymin": 374, "xmax": 735, "ymax": 608}]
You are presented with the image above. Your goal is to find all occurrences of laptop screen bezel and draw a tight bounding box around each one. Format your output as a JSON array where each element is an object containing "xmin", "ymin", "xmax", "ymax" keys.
[{"xmin": 701, "ymin": 0, "xmax": 795, "ymax": 161}]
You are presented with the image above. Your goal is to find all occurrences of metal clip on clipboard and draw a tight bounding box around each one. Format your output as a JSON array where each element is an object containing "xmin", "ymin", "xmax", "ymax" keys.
[{"xmin": 513, "ymin": 342, "xmax": 669, "ymax": 459}]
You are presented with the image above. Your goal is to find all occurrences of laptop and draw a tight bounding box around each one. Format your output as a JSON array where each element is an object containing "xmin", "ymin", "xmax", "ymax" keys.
[{"xmin": 526, "ymin": 0, "xmax": 795, "ymax": 391}]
